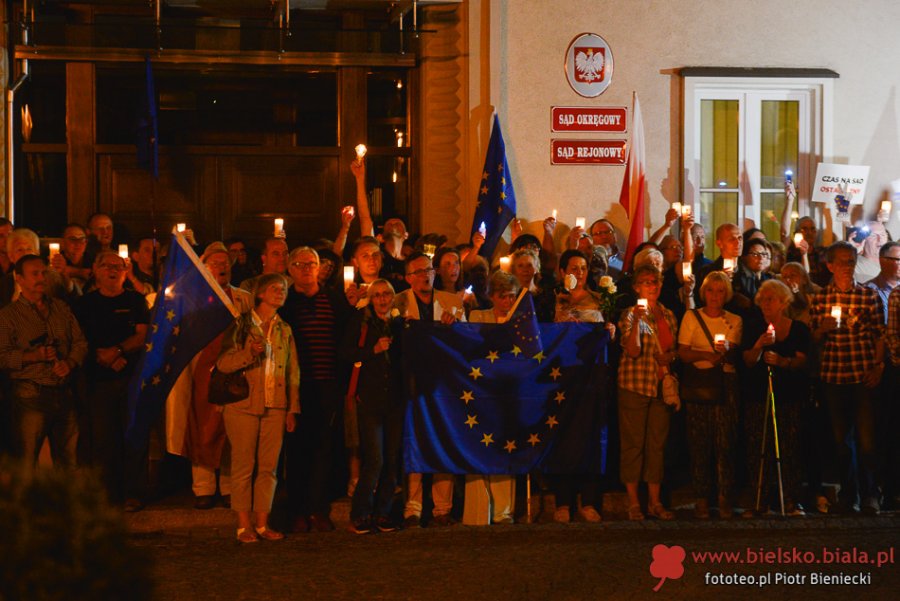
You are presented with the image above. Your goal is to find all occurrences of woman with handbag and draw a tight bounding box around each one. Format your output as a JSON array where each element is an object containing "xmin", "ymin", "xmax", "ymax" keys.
[
  {"xmin": 340, "ymin": 279, "xmax": 405, "ymax": 534},
  {"xmin": 677, "ymin": 271, "xmax": 742, "ymax": 519},
  {"xmin": 740, "ymin": 279, "xmax": 809, "ymax": 516},
  {"xmin": 216, "ymin": 273, "xmax": 300, "ymax": 543},
  {"xmin": 617, "ymin": 265, "xmax": 679, "ymax": 521}
]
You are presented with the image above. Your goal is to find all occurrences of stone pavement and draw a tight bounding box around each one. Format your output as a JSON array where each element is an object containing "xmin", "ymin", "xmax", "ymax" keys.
[{"xmin": 127, "ymin": 493, "xmax": 900, "ymax": 600}]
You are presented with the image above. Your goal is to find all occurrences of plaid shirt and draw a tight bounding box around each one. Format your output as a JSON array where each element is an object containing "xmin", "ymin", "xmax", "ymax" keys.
[
  {"xmin": 617, "ymin": 303, "xmax": 678, "ymax": 398},
  {"xmin": 887, "ymin": 287, "xmax": 900, "ymax": 366},
  {"xmin": 809, "ymin": 282, "xmax": 883, "ymax": 384}
]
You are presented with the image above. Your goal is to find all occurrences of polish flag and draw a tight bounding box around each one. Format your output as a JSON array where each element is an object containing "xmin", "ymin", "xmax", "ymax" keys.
[{"xmin": 619, "ymin": 93, "xmax": 646, "ymax": 271}]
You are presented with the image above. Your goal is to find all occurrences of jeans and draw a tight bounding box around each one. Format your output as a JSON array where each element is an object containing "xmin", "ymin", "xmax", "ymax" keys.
[
  {"xmin": 823, "ymin": 382, "xmax": 878, "ymax": 504},
  {"xmin": 12, "ymin": 382, "xmax": 78, "ymax": 469},
  {"xmin": 350, "ymin": 394, "xmax": 404, "ymax": 521}
]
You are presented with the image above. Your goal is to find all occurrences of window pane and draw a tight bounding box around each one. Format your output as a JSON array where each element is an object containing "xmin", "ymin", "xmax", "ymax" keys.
[
  {"xmin": 700, "ymin": 191, "xmax": 738, "ymax": 260},
  {"xmin": 367, "ymin": 71, "xmax": 407, "ymax": 147},
  {"xmin": 366, "ymin": 155, "xmax": 409, "ymax": 224},
  {"xmin": 700, "ymin": 100, "xmax": 738, "ymax": 189},
  {"xmin": 760, "ymin": 100, "xmax": 799, "ymax": 189},
  {"xmin": 760, "ymin": 192, "xmax": 786, "ymax": 242}
]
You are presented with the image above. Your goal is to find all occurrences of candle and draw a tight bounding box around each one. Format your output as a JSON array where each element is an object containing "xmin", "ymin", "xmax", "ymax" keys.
[
  {"xmin": 682, "ymin": 204, "xmax": 692, "ymax": 217},
  {"xmin": 499, "ymin": 256, "xmax": 511, "ymax": 272},
  {"xmin": 118, "ymin": 244, "xmax": 129, "ymax": 259},
  {"xmin": 671, "ymin": 202, "xmax": 682, "ymax": 215},
  {"xmin": 176, "ymin": 223, "xmax": 186, "ymax": 233},
  {"xmin": 465, "ymin": 285, "xmax": 473, "ymax": 295},
  {"xmin": 551, "ymin": 209, "xmax": 558, "ymax": 220},
  {"xmin": 714, "ymin": 334, "xmax": 726, "ymax": 344},
  {"xmin": 791, "ymin": 210, "xmax": 800, "ymax": 220},
  {"xmin": 343, "ymin": 266, "xmax": 355, "ymax": 290},
  {"xmin": 767, "ymin": 322, "xmax": 775, "ymax": 335},
  {"xmin": 793, "ymin": 233, "xmax": 804, "ymax": 245},
  {"xmin": 423, "ymin": 244, "xmax": 436, "ymax": 258},
  {"xmin": 48, "ymin": 243, "xmax": 60, "ymax": 258},
  {"xmin": 575, "ymin": 217, "xmax": 586, "ymax": 229},
  {"xmin": 831, "ymin": 305, "xmax": 842, "ymax": 327},
  {"xmin": 274, "ymin": 218, "xmax": 284, "ymax": 237},
  {"xmin": 636, "ymin": 298, "xmax": 648, "ymax": 309},
  {"xmin": 478, "ymin": 221, "xmax": 487, "ymax": 237},
  {"xmin": 355, "ymin": 144, "xmax": 367, "ymax": 161},
  {"xmin": 881, "ymin": 200, "xmax": 892, "ymax": 213},
  {"xmin": 682, "ymin": 262, "xmax": 692, "ymax": 278},
  {"xmin": 722, "ymin": 258, "xmax": 735, "ymax": 272}
]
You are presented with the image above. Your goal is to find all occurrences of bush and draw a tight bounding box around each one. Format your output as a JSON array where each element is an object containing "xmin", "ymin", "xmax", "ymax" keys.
[{"xmin": 0, "ymin": 460, "xmax": 154, "ymax": 601}]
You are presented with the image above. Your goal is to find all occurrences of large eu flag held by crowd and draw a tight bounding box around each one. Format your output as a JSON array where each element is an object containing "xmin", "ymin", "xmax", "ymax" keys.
[
  {"xmin": 470, "ymin": 114, "xmax": 516, "ymax": 260},
  {"xmin": 403, "ymin": 295, "xmax": 609, "ymax": 475},
  {"xmin": 125, "ymin": 233, "xmax": 238, "ymax": 448}
]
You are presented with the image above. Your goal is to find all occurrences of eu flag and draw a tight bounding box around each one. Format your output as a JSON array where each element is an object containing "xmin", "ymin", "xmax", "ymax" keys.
[
  {"xmin": 136, "ymin": 56, "xmax": 159, "ymax": 179},
  {"xmin": 471, "ymin": 114, "xmax": 516, "ymax": 260},
  {"xmin": 125, "ymin": 233, "xmax": 238, "ymax": 449},
  {"xmin": 402, "ymin": 321, "xmax": 609, "ymax": 475}
]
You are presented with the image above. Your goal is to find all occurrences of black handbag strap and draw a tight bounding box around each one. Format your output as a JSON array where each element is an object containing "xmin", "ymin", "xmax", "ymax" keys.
[{"xmin": 692, "ymin": 309, "xmax": 718, "ymax": 351}]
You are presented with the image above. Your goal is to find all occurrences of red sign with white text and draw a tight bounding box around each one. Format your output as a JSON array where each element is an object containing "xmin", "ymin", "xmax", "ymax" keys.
[
  {"xmin": 551, "ymin": 106, "xmax": 627, "ymax": 133},
  {"xmin": 551, "ymin": 139, "xmax": 627, "ymax": 165}
]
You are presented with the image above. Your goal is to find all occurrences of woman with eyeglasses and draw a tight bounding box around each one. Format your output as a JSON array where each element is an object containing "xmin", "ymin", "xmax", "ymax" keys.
[
  {"xmin": 735, "ymin": 238, "xmax": 774, "ymax": 303},
  {"xmin": 340, "ymin": 279, "xmax": 405, "ymax": 534}
]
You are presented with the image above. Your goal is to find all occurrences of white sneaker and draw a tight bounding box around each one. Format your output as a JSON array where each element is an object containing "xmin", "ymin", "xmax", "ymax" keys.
[{"xmin": 553, "ymin": 506, "xmax": 570, "ymax": 523}]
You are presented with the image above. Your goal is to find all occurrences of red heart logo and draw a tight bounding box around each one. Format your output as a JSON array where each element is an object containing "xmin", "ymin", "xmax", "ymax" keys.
[{"xmin": 650, "ymin": 544, "xmax": 686, "ymax": 591}]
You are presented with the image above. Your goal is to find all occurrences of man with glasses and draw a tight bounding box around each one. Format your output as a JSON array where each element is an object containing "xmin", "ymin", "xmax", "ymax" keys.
[
  {"xmin": 279, "ymin": 246, "xmax": 353, "ymax": 533},
  {"xmin": 392, "ymin": 251, "xmax": 464, "ymax": 527},
  {"xmin": 0, "ymin": 255, "xmax": 87, "ymax": 469},
  {"xmin": 167, "ymin": 242, "xmax": 253, "ymax": 510},
  {"xmin": 588, "ymin": 219, "xmax": 624, "ymax": 279},
  {"xmin": 50, "ymin": 223, "xmax": 91, "ymax": 289},
  {"xmin": 810, "ymin": 242, "xmax": 885, "ymax": 515}
]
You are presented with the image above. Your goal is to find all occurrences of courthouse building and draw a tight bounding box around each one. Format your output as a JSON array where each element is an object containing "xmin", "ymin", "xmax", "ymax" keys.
[{"xmin": 1, "ymin": 0, "xmax": 898, "ymax": 248}]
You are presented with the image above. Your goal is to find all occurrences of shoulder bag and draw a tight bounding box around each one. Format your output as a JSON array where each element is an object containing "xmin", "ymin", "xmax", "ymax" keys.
[{"xmin": 679, "ymin": 309, "xmax": 726, "ymax": 404}]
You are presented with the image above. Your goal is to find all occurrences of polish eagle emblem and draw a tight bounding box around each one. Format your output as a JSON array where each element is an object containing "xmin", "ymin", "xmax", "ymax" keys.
[{"xmin": 574, "ymin": 47, "xmax": 605, "ymax": 83}]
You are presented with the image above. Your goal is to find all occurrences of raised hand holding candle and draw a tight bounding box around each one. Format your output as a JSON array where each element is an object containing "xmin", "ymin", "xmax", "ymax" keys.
[
  {"xmin": 118, "ymin": 244, "xmax": 129, "ymax": 259},
  {"xmin": 478, "ymin": 221, "xmax": 487, "ymax": 237},
  {"xmin": 636, "ymin": 298, "xmax": 648, "ymax": 309},
  {"xmin": 682, "ymin": 262, "xmax": 692, "ymax": 278},
  {"xmin": 48, "ymin": 243, "xmax": 60, "ymax": 258},
  {"xmin": 682, "ymin": 204, "xmax": 692, "ymax": 217},
  {"xmin": 499, "ymin": 256, "xmax": 511, "ymax": 272},
  {"xmin": 671, "ymin": 202, "xmax": 682, "ymax": 215},
  {"xmin": 343, "ymin": 266, "xmax": 355, "ymax": 290},
  {"xmin": 793, "ymin": 233, "xmax": 804, "ymax": 246},
  {"xmin": 355, "ymin": 144, "xmax": 367, "ymax": 162},
  {"xmin": 551, "ymin": 209, "xmax": 558, "ymax": 220},
  {"xmin": 722, "ymin": 258, "xmax": 735, "ymax": 272},
  {"xmin": 176, "ymin": 223, "xmax": 186, "ymax": 233},
  {"xmin": 831, "ymin": 306, "xmax": 842, "ymax": 328},
  {"xmin": 274, "ymin": 218, "xmax": 284, "ymax": 237},
  {"xmin": 575, "ymin": 217, "xmax": 586, "ymax": 229}
]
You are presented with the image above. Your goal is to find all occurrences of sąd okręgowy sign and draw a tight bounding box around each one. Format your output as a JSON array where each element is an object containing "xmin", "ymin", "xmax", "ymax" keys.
[
  {"xmin": 811, "ymin": 163, "xmax": 870, "ymax": 205},
  {"xmin": 551, "ymin": 107, "xmax": 627, "ymax": 133},
  {"xmin": 564, "ymin": 33, "xmax": 614, "ymax": 98},
  {"xmin": 551, "ymin": 139, "xmax": 626, "ymax": 165}
]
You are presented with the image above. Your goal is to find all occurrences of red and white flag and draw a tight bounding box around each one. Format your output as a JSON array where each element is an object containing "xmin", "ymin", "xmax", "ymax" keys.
[{"xmin": 618, "ymin": 93, "xmax": 646, "ymax": 271}]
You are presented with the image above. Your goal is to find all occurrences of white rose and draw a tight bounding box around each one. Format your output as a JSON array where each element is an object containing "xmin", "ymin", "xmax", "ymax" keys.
[
  {"xmin": 599, "ymin": 275, "xmax": 614, "ymax": 289},
  {"xmin": 608, "ymin": 285, "xmax": 617, "ymax": 294},
  {"xmin": 390, "ymin": 308, "xmax": 400, "ymax": 318}
]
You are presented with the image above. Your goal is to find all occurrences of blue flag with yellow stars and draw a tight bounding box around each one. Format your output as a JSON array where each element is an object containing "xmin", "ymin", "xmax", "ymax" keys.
[
  {"xmin": 125, "ymin": 233, "xmax": 239, "ymax": 449},
  {"xmin": 471, "ymin": 114, "xmax": 516, "ymax": 260},
  {"xmin": 402, "ymin": 321, "xmax": 609, "ymax": 475}
]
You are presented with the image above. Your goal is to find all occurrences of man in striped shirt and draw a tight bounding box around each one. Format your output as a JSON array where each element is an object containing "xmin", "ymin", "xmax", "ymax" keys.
[
  {"xmin": 279, "ymin": 246, "xmax": 353, "ymax": 532},
  {"xmin": 810, "ymin": 241, "xmax": 885, "ymax": 515}
]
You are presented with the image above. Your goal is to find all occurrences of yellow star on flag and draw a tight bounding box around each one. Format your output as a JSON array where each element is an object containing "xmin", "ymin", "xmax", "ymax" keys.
[
  {"xmin": 497, "ymin": 163, "xmax": 503, "ymax": 172},
  {"xmin": 172, "ymin": 326, "xmax": 180, "ymax": 336},
  {"xmin": 145, "ymin": 342, "xmax": 153, "ymax": 352},
  {"xmin": 549, "ymin": 367, "xmax": 562, "ymax": 380},
  {"xmin": 166, "ymin": 309, "xmax": 176, "ymax": 321},
  {"xmin": 500, "ymin": 192, "xmax": 506, "ymax": 201},
  {"xmin": 533, "ymin": 351, "xmax": 545, "ymax": 364},
  {"xmin": 501, "ymin": 176, "xmax": 506, "ymax": 186},
  {"xmin": 480, "ymin": 433, "xmax": 494, "ymax": 447},
  {"xmin": 504, "ymin": 440, "xmax": 517, "ymax": 453},
  {"xmin": 460, "ymin": 390, "xmax": 474, "ymax": 404},
  {"xmin": 469, "ymin": 367, "xmax": 483, "ymax": 380},
  {"xmin": 465, "ymin": 414, "xmax": 479, "ymax": 429},
  {"xmin": 141, "ymin": 380, "xmax": 147, "ymax": 390},
  {"xmin": 486, "ymin": 350, "xmax": 499, "ymax": 363},
  {"xmin": 165, "ymin": 364, "xmax": 172, "ymax": 373},
  {"xmin": 482, "ymin": 170, "xmax": 489, "ymax": 180},
  {"xmin": 527, "ymin": 433, "xmax": 541, "ymax": 447},
  {"xmin": 546, "ymin": 415, "xmax": 559, "ymax": 429},
  {"xmin": 510, "ymin": 345, "xmax": 522, "ymax": 357},
  {"xmin": 480, "ymin": 185, "xmax": 489, "ymax": 195},
  {"xmin": 152, "ymin": 324, "xmax": 159, "ymax": 334},
  {"xmin": 151, "ymin": 375, "xmax": 161, "ymax": 386},
  {"xmin": 554, "ymin": 391, "xmax": 565, "ymax": 404}
]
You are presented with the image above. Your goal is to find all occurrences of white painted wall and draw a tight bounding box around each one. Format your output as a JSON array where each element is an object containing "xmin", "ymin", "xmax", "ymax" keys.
[{"xmin": 492, "ymin": 0, "xmax": 900, "ymax": 242}]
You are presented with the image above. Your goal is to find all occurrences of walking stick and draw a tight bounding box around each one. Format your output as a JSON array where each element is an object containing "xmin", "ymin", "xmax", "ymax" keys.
[
  {"xmin": 526, "ymin": 473, "xmax": 532, "ymax": 524},
  {"xmin": 768, "ymin": 367, "xmax": 786, "ymax": 516},
  {"xmin": 754, "ymin": 380, "xmax": 771, "ymax": 513}
]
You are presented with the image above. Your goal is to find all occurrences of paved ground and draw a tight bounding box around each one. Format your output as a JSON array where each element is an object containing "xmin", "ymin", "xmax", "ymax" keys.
[{"xmin": 128, "ymin": 496, "xmax": 900, "ymax": 601}]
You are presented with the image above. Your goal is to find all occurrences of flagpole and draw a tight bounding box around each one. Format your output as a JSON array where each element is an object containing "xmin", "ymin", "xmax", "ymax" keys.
[{"xmin": 498, "ymin": 286, "xmax": 528, "ymax": 324}]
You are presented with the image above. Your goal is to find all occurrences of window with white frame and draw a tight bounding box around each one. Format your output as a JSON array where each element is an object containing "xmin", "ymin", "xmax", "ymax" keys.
[{"xmin": 682, "ymin": 70, "xmax": 835, "ymax": 258}]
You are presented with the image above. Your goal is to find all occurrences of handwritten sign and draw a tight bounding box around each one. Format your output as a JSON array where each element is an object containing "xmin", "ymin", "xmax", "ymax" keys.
[{"xmin": 811, "ymin": 163, "xmax": 870, "ymax": 205}]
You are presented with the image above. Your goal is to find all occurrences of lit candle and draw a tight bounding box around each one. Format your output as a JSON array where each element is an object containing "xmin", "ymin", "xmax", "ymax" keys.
[
  {"xmin": 636, "ymin": 298, "xmax": 648, "ymax": 309},
  {"xmin": 274, "ymin": 218, "xmax": 284, "ymax": 237},
  {"xmin": 551, "ymin": 209, "xmax": 558, "ymax": 220},
  {"xmin": 831, "ymin": 305, "xmax": 842, "ymax": 327},
  {"xmin": 682, "ymin": 204, "xmax": 692, "ymax": 217},
  {"xmin": 672, "ymin": 202, "xmax": 682, "ymax": 215},
  {"xmin": 791, "ymin": 210, "xmax": 800, "ymax": 220},
  {"xmin": 722, "ymin": 258, "xmax": 735, "ymax": 272},
  {"xmin": 793, "ymin": 233, "xmax": 804, "ymax": 246},
  {"xmin": 499, "ymin": 256, "xmax": 511, "ymax": 272},
  {"xmin": 714, "ymin": 334, "xmax": 726, "ymax": 344},
  {"xmin": 423, "ymin": 244, "xmax": 436, "ymax": 258},
  {"xmin": 343, "ymin": 266, "xmax": 355, "ymax": 290},
  {"xmin": 48, "ymin": 243, "xmax": 60, "ymax": 258},
  {"xmin": 478, "ymin": 221, "xmax": 487, "ymax": 237},
  {"xmin": 355, "ymin": 144, "xmax": 367, "ymax": 161},
  {"xmin": 575, "ymin": 217, "xmax": 586, "ymax": 229},
  {"xmin": 881, "ymin": 200, "xmax": 892, "ymax": 213},
  {"xmin": 767, "ymin": 322, "xmax": 775, "ymax": 335},
  {"xmin": 682, "ymin": 262, "xmax": 692, "ymax": 278},
  {"xmin": 176, "ymin": 223, "xmax": 186, "ymax": 233},
  {"xmin": 118, "ymin": 244, "xmax": 129, "ymax": 259}
]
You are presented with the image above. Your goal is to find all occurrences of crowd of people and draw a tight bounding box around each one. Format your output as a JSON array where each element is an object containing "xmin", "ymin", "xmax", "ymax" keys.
[{"xmin": 1, "ymin": 166, "xmax": 898, "ymax": 543}]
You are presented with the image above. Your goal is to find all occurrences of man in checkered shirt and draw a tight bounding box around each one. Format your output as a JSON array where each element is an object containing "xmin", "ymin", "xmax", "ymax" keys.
[{"xmin": 810, "ymin": 241, "xmax": 885, "ymax": 515}]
